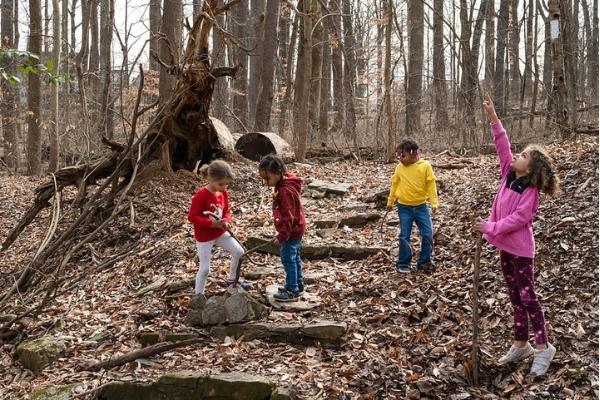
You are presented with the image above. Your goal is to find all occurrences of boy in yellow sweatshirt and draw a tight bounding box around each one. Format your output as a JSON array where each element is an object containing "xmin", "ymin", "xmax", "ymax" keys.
[{"xmin": 387, "ymin": 139, "xmax": 438, "ymax": 273}]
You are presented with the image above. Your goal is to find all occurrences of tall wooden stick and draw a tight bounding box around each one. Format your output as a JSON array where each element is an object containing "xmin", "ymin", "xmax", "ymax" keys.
[{"xmin": 472, "ymin": 233, "xmax": 483, "ymax": 386}]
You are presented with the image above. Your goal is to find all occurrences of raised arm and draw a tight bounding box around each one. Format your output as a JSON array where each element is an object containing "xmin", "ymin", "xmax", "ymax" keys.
[{"xmin": 483, "ymin": 96, "xmax": 513, "ymax": 178}]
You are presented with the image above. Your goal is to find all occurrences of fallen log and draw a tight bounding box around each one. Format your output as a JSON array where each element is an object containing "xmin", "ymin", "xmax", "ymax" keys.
[
  {"xmin": 244, "ymin": 237, "xmax": 384, "ymax": 260},
  {"xmin": 234, "ymin": 132, "xmax": 295, "ymax": 162}
]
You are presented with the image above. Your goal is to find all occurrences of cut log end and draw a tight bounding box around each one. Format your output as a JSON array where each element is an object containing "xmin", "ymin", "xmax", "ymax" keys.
[{"xmin": 234, "ymin": 132, "xmax": 295, "ymax": 162}]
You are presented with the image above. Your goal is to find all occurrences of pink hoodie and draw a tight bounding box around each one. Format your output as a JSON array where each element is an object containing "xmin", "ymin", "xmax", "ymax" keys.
[{"xmin": 481, "ymin": 121, "xmax": 539, "ymax": 258}]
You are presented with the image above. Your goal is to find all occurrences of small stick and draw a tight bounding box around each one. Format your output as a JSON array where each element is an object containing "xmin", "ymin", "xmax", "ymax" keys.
[{"xmin": 472, "ymin": 233, "xmax": 483, "ymax": 386}]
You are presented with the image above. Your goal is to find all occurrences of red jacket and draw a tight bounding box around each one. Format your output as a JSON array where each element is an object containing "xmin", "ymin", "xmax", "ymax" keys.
[
  {"xmin": 273, "ymin": 173, "xmax": 306, "ymax": 242},
  {"xmin": 188, "ymin": 187, "xmax": 231, "ymax": 242}
]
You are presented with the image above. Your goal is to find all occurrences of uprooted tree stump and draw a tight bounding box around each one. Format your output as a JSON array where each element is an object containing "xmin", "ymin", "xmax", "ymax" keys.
[
  {"xmin": 0, "ymin": 0, "xmax": 244, "ymax": 330},
  {"xmin": 234, "ymin": 132, "xmax": 295, "ymax": 162}
]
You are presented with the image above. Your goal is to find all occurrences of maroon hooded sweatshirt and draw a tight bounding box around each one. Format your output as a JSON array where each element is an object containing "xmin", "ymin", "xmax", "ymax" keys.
[{"xmin": 273, "ymin": 172, "xmax": 306, "ymax": 242}]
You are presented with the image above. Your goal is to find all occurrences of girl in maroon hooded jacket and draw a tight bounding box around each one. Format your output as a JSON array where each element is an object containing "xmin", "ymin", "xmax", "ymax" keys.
[{"xmin": 259, "ymin": 155, "xmax": 306, "ymax": 302}]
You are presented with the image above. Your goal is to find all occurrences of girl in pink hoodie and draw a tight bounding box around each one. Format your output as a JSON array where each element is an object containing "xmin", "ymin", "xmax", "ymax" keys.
[{"xmin": 476, "ymin": 96, "xmax": 559, "ymax": 376}]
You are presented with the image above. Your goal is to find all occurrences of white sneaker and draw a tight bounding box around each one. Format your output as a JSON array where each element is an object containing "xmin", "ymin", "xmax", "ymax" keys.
[
  {"xmin": 498, "ymin": 343, "xmax": 534, "ymax": 365},
  {"xmin": 530, "ymin": 343, "xmax": 556, "ymax": 376}
]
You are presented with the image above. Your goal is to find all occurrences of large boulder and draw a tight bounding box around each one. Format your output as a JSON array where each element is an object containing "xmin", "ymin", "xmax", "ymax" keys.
[
  {"xmin": 186, "ymin": 286, "xmax": 268, "ymax": 327},
  {"xmin": 30, "ymin": 384, "xmax": 82, "ymax": 400},
  {"xmin": 14, "ymin": 336, "xmax": 66, "ymax": 372}
]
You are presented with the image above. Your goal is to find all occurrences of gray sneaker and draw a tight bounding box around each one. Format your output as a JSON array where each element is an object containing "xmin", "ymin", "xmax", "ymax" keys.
[
  {"xmin": 498, "ymin": 343, "xmax": 534, "ymax": 365},
  {"xmin": 530, "ymin": 343, "xmax": 556, "ymax": 376}
]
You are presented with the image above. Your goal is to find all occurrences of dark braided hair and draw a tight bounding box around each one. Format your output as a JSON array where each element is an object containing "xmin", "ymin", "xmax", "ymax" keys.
[
  {"xmin": 258, "ymin": 154, "xmax": 287, "ymax": 175},
  {"xmin": 396, "ymin": 138, "xmax": 420, "ymax": 156},
  {"xmin": 525, "ymin": 145, "xmax": 559, "ymax": 196}
]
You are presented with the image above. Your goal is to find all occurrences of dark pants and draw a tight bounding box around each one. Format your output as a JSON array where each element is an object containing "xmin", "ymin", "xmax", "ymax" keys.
[
  {"xmin": 280, "ymin": 239, "xmax": 303, "ymax": 292},
  {"xmin": 500, "ymin": 251, "xmax": 548, "ymax": 345}
]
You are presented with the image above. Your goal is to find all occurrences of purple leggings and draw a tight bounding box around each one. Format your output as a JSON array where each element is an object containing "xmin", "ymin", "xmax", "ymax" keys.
[{"xmin": 500, "ymin": 251, "xmax": 548, "ymax": 345}]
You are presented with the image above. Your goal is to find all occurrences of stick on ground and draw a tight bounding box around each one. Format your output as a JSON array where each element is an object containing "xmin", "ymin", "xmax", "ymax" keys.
[{"xmin": 471, "ymin": 234, "xmax": 483, "ymax": 386}]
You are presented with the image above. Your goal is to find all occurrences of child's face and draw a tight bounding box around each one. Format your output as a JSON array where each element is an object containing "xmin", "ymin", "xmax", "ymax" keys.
[
  {"xmin": 397, "ymin": 149, "xmax": 418, "ymax": 165},
  {"xmin": 208, "ymin": 177, "xmax": 232, "ymax": 192},
  {"xmin": 259, "ymin": 169, "xmax": 281, "ymax": 187},
  {"xmin": 511, "ymin": 149, "xmax": 531, "ymax": 174}
]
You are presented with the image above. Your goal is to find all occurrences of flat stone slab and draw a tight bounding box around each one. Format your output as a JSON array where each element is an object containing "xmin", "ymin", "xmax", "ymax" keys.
[
  {"xmin": 244, "ymin": 266, "xmax": 278, "ymax": 280},
  {"xmin": 138, "ymin": 331, "xmax": 199, "ymax": 347},
  {"xmin": 307, "ymin": 180, "xmax": 351, "ymax": 195},
  {"xmin": 264, "ymin": 285, "xmax": 321, "ymax": 311},
  {"xmin": 211, "ymin": 319, "xmax": 347, "ymax": 347},
  {"xmin": 14, "ymin": 336, "xmax": 66, "ymax": 372},
  {"xmin": 97, "ymin": 371, "xmax": 292, "ymax": 400},
  {"xmin": 30, "ymin": 383, "xmax": 83, "ymax": 400}
]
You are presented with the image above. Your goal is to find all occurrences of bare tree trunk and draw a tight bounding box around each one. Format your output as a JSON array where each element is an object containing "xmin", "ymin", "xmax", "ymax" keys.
[
  {"xmin": 193, "ymin": 0, "xmax": 201, "ymax": 18},
  {"xmin": 524, "ymin": 0, "xmax": 534, "ymax": 101},
  {"xmin": 149, "ymin": 0, "xmax": 161, "ymax": 71},
  {"xmin": 81, "ymin": 0, "xmax": 89, "ymax": 72},
  {"xmin": 432, "ymin": 0, "xmax": 448, "ymax": 130},
  {"xmin": 561, "ymin": 0, "xmax": 578, "ymax": 131},
  {"xmin": 1, "ymin": 0, "xmax": 18, "ymax": 170},
  {"xmin": 158, "ymin": 0, "xmax": 182, "ymax": 103},
  {"xmin": 99, "ymin": 0, "xmax": 113, "ymax": 139},
  {"xmin": 277, "ymin": 8, "xmax": 297, "ymax": 137},
  {"xmin": 508, "ymin": 0, "xmax": 520, "ymax": 102},
  {"xmin": 296, "ymin": 1, "xmax": 313, "ymax": 161},
  {"xmin": 211, "ymin": 0, "xmax": 227, "ymax": 120},
  {"xmin": 230, "ymin": 2, "xmax": 248, "ymax": 131},
  {"xmin": 48, "ymin": 0, "xmax": 61, "ymax": 172},
  {"xmin": 540, "ymin": 2, "xmax": 553, "ymax": 128},
  {"xmin": 71, "ymin": 0, "xmax": 77, "ymax": 59},
  {"xmin": 308, "ymin": 4, "xmax": 323, "ymax": 144},
  {"xmin": 61, "ymin": 0, "xmax": 68, "ymax": 71},
  {"xmin": 549, "ymin": 0, "xmax": 570, "ymax": 137},
  {"xmin": 458, "ymin": 0, "xmax": 479, "ymax": 145},
  {"xmin": 254, "ymin": 0, "xmax": 280, "ymax": 131},
  {"xmin": 44, "ymin": 0, "xmax": 49, "ymax": 53},
  {"xmin": 248, "ymin": 0, "xmax": 264, "ymax": 126},
  {"xmin": 319, "ymin": 14, "xmax": 331, "ymax": 142},
  {"xmin": 376, "ymin": 1, "xmax": 383, "ymax": 117},
  {"xmin": 591, "ymin": 0, "xmax": 599, "ymax": 102},
  {"xmin": 27, "ymin": 0, "xmax": 43, "ymax": 175},
  {"xmin": 89, "ymin": 0, "xmax": 99, "ymax": 81},
  {"xmin": 342, "ymin": 0, "xmax": 357, "ymax": 148},
  {"xmin": 573, "ymin": 0, "xmax": 580, "ymax": 101},
  {"xmin": 384, "ymin": 0, "xmax": 394, "ymax": 161},
  {"xmin": 330, "ymin": 1, "xmax": 344, "ymax": 135},
  {"xmin": 484, "ymin": 0, "xmax": 495, "ymax": 95},
  {"xmin": 494, "ymin": 0, "xmax": 509, "ymax": 116},
  {"xmin": 529, "ymin": 0, "xmax": 540, "ymax": 128},
  {"xmin": 405, "ymin": 0, "xmax": 423, "ymax": 137}
]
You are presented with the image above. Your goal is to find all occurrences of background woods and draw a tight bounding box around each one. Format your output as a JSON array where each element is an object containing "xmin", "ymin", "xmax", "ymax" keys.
[{"xmin": 0, "ymin": 0, "xmax": 597, "ymax": 172}]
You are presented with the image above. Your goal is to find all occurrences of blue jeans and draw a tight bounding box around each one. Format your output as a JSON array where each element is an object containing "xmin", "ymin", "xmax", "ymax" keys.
[
  {"xmin": 280, "ymin": 239, "xmax": 303, "ymax": 292},
  {"xmin": 396, "ymin": 204, "xmax": 434, "ymax": 269}
]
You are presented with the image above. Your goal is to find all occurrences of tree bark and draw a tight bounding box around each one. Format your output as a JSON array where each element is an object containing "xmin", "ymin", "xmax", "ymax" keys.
[
  {"xmin": 211, "ymin": 0, "xmax": 227, "ymax": 120},
  {"xmin": 524, "ymin": 0, "xmax": 534, "ymax": 100},
  {"xmin": 308, "ymin": 4, "xmax": 323, "ymax": 144},
  {"xmin": 591, "ymin": 0, "xmax": 599, "ymax": 102},
  {"xmin": 99, "ymin": 0, "xmax": 114, "ymax": 139},
  {"xmin": 70, "ymin": 0, "xmax": 77, "ymax": 59},
  {"xmin": 248, "ymin": 0, "xmax": 264, "ymax": 126},
  {"xmin": 342, "ymin": 0, "xmax": 357, "ymax": 148},
  {"xmin": 149, "ymin": 0, "xmax": 161, "ymax": 71},
  {"xmin": 329, "ymin": 1, "xmax": 344, "ymax": 135},
  {"xmin": 277, "ymin": 8, "xmax": 297, "ymax": 137},
  {"xmin": 81, "ymin": 0, "xmax": 89, "ymax": 72},
  {"xmin": 384, "ymin": 0, "xmax": 394, "ymax": 162},
  {"xmin": 27, "ymin": 0, "xmax": 43, "ymax": 175},
  {"xmin": 89, "ymin": 0, "xmax": 99, "ymax": 79},
  {"xmin": 254, "ymin": 0, "xmax": 280, "ymax": 131},
  {"xmin": 484, "ymin": 0, "xmax": 495, "ymax": 94},
  {"xmin": 458, "ymin": 0, "xmax": 479, "ymax": 145},
  {"xmin": 549, "ymin": 0, "xmax": 570, "ymax": 137},
  {"xmin": 508, "ymin": 0, "xmax": 521, "ymax": 101},
  {"xmin": 319, "ymin": 14, "xmax": 331, "ymax": 142},
  {"xmin": 158, "ymin": 0, "xmax": 182, "ymax": 103},
  {"xmin": 432, "ymin": 0, "xmax": 448, "ymax": 131},
  {"xmin": 1, "ymin": 0, "xmax": 18, "ymax": 170},
  {"xmin": 405, "ymin": 0, "xmax": 423, "ymax": 137},
  {"xmin": 494, "ymin": 0, "xmax": 509, "ymax": 116},
  {"xmin": 48, "ymin": 0, "xmax": 61, "ymax": 172},
  {"xmin": 230, "ymin": 2, "xmax": 248, "ymax": 131},
  {"xmin": 296, "ymin": 1, "xmax": 312, "ymax": 161},
  {"xmin": 561, "ymin": 0, "xmax": 578, "ymax": 131}
]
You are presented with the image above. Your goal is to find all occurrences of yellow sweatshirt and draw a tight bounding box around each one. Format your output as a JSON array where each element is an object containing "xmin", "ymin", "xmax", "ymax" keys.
[{"xmin": 387, "ymin": 159, "xmax": 439, "ymax": 208}]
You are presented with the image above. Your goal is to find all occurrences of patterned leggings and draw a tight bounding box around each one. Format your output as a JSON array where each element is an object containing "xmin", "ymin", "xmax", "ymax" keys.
[{"xmin": 500, "ymin": 251, "xmax": 548, "ymax": 345}]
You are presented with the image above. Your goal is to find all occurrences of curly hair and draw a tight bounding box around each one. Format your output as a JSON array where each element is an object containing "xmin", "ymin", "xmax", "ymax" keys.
[
  {"xmin": 258, "ymin": 154, "xmax": 287, "ymax": 175},
  {"xmin": 525, "ymin": 145, "xmax": 559, "ymax": 196},
  {"xmin": 396, "ymin": 138, "xmax": 419, "ymax": 155},
  {"xmin": 198, "ymin": 160, "xmax": 234, "ymax": 181}
]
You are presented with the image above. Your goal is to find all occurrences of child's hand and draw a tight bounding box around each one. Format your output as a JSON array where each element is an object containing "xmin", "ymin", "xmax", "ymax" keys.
[
  {"xmin": 474, "ymin": 218, "xmax": 486, "ymax": 233},
  {"xmin": 482, "ymin": 95, "xmax": 499, "ymax": 124},
  {"xmin": 212, "ymin": 219, "xmax": 227, "ymax": 229}
]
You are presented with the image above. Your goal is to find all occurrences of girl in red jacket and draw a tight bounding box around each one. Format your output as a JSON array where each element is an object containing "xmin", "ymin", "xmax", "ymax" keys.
[
  {"xmin": 259, "ymin": 155, "xmax": 306, "ymax": 302},
  {"xmin": 187, "ymin": 160, "xmax": 248, "ymax": 295}
]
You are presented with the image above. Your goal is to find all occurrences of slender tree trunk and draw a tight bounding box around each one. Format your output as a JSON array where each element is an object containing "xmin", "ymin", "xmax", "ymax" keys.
[
  {"xmin": 540, "ymin": 3, "xmax": 553, "ymax": 127},
  {"xmin": 308, "ymin": 4, "xmax": 323, "ymax": 144},
  {"xmin": 81, "ymin": 0, "xmax": 89, "ymax": 72},
  {"xmin": 329, "ymin": 1, "xmax": 344, "ymax": 134},
  {"xmin": 319, "ymin": 14, "xmax": 331, "ymax": 142},
  {"xmin": 158, "ymin": 0, "xmax": 182, "ymax": 103},
  {"xmin": 573, "ymin": 0, "xmax": 580, "ymax": 101},
  {"xmin": 71, "ymin": 0, "xmax": 77, "ymax": 59},
  {"xmin": 509, "ymin": 0, "xmax": 520, "ymax": 101},
  {"xmin": 44, "ymin": 0, "xmax": 49, "ymax": 53},
  {"xmin": 458, "ymin": 0, "xmax": 477, "ymax": 145},
  {"xmin": 484, "ymin": 0, "xmax": 495, "ymax": 94},
  {"xmin": 530, "ymin": 0, "xmax": 540, "ymax": 128},
  {"xmin": 248, "ymin": 0, "xmax": 264, "ymax": 126},
  {"xmin": 61, "ymin": 0, "xmax": 68, "ymax": 68},
  {"xmin": 27, "ymin": 0, "xmax": 43, "ymax": 175},
  {"xmin": 432, "ymin": 0, "xmax": 448, "ymax": 130},
  {"xmin": 1, "ymin": 0, "xmax": 18, "ymax": 170},
  {"xmin": 342, "ymin": 0, "xmax": 357, "ymax": 148},
  {"xmin": 193, "ymin": 0, "xmax": 201, "ymax": 18},
  {"xmin": 277, "ymin": 8, "xmax": 297, "ymax": 137},
  {"xmin": 230, "ymin": 2, "xmax": 248, "ymax": 131},
  {"xmin": 149, "ymin": 0, "xmax": 161, "ymax": 71},
  {"xmin": 591, "ymin": 0, "xmax": 599, "ymax": 102},
  {"xmin": 254, "ymin": 0, "xmax": 280, "ymax": 131},
  {"xmin": 561, "ymin": 0, "xmax": 577, "ymax": 131},
  {"xmin": 48, "ymin": 0, "xmax": 61, "ymax": 172},
  {"xmin": 384, "ymin": 0, "xmax": 394, "ymax": 161},
  {"xmin": 89, "ymin": 0, "xmax": 99, "ymax": 79},
  {"xmin": 549, "ymin": 0, "xmax": 570, "ymax": 137},
  {"xmin": 99, "ymin": 0, "xmax": 113, "ymax": 139},
  {"xmin": 524, "ymin": 0, "xmax": 534, "ymax": 101},
  {"xmin": 494, "ymin": 0, "xmax": 509, "ymax": 116},
  {"xmin": 405, "ymin": 0, "xmax": 423, "ymax": 137},
  {"xmin": 582, "ymin": 0, "xmax": 593, "ymax": 98},
  {"xmin": 296, "ymin": 2, "xmax": 312, "ymax": 161},
  {"xmin": 376, "ymin": 1, "xmax": 383, "ymax": 117},
  {"xmin": 211, "ymin": 0, "xmax": 227, "ymax": 120}
]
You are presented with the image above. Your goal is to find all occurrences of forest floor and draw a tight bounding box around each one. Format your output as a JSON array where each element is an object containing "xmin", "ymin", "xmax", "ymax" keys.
[{"xmin": 0, "ymin": 135, "xmax": 598, "ymax": 399}]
